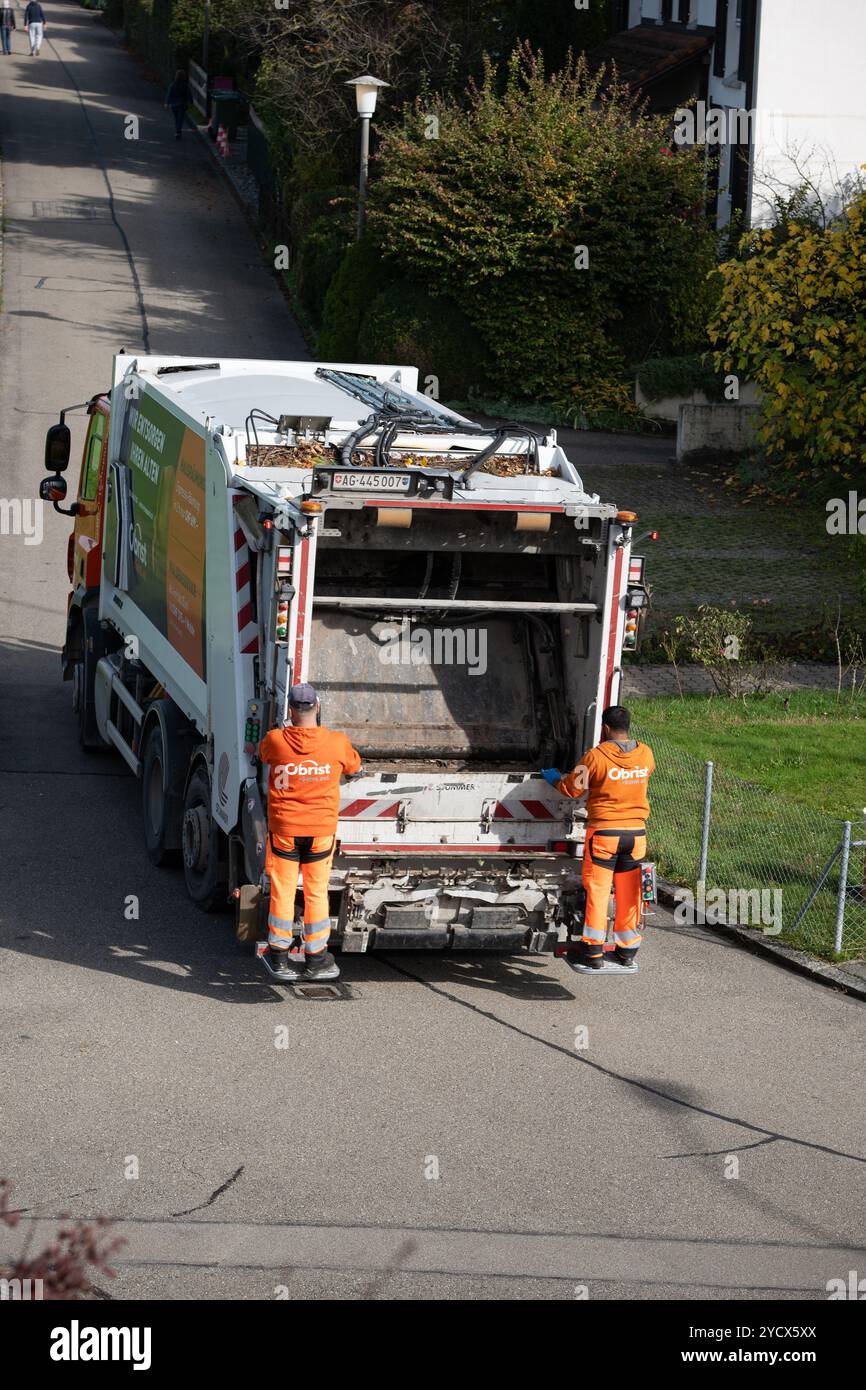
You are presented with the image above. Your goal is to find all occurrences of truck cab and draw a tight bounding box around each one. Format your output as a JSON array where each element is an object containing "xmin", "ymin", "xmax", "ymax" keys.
[
  {"xmin": 39, "ymin": 393, "xmax": 114, "ymax": 746},
  {"xmin": 66, "ymin": 396, "xmax": 111, "ymax": 602}
]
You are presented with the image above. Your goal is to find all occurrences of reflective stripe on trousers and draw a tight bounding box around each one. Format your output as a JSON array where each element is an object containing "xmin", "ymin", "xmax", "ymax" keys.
[
  {"xmin": 265, "ymin": 833, "xmax": 335, "ymax": 953},
  {"xmin": 582, "ymin": 828, "xmax": 647, "ymax": 949}
]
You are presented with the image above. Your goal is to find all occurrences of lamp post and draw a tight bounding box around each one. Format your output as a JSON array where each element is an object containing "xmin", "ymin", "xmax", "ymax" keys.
[
  {"xmin": 202, "ymin": 0, "xmax": 210, "ymax": 118},
  {"xmin": 346, "ymin": 75, "xmax": 389, "ymax": 239}
]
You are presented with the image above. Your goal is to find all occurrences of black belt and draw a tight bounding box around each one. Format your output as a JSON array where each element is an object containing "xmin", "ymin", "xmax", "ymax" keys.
[
  {"xmin": 588, "ymin": 827, "xmax": 646, "ymax": 872},
  {"xmin": 269, "ymin": 834, "xmax": 335, "ymax": 864}
]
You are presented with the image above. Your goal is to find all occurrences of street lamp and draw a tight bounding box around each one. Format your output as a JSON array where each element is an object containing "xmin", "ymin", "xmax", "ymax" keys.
[{"xmin": 346, "ymin": 75, "xmax": 390, "ymax": 239}]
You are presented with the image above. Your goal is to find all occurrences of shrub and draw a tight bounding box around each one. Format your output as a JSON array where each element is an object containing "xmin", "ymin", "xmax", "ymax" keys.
[
  {"xmin": 318, "ymin": 236, "xmax": 391, "ymax": 361},
  {"xmin": 636, "ymin": 354, "xmax": 728, "ymax": 404},
  {"xmin": 710, "ymin": 187, "xmax": 866, "ymax": 487},
  {"xmin": 356, "ymin": 280, "xmax": 488, "ymax": 397},
  {"xmin": 288, "ymin": 186, "xmax": 353, "ymax": 260},
  {"xmin": 294, "ymin": 206, "xmax": 353, "ymax": 329},
  {"xmin": 370, "ymin": 46, "xmax": 716, "ymax": 411},
  {"xmin": 674, "ymin": 605, "xmax": 773, "ymax": 698}
]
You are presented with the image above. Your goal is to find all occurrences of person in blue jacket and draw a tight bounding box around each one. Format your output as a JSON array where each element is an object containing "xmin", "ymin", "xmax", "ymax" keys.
[
  {"xmin": 165, "ymin": 69, "xmax": 189, "ymax": 141},
  {"xmin": 24, "ymin": 0, "xmax": 45, "ymax": 55}
]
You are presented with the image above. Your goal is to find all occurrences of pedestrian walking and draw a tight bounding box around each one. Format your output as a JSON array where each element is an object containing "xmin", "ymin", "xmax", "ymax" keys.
[
  {"xmin": 1, "ymin": 3, "xmax": 17, "ymax": 55},
  {"xmin": 23, "ymin": 0, "xmax": 44, "ymax": 54},
  {"xmin": 165, "ymin": 68, "xmax": 189, "ymax": 141}
]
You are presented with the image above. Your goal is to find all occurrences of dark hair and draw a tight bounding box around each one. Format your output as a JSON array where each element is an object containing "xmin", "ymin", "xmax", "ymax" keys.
[
  {"xmin": 602, "ymin": 705, "xmax": 630, "ymax": 733},
  {"xmin": 175, "ymin": 69, "xmax": 186, "ymax": 82}
]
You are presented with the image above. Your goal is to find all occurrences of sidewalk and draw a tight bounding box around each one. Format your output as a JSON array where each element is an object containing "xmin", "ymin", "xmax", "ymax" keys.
[
  {"xmin": 623, "ymin": 661, "xmax": 840, "ymax": 698},
  {"xmin": 194, "ymin": 120, "xmax": 260, "ymax": 218}
]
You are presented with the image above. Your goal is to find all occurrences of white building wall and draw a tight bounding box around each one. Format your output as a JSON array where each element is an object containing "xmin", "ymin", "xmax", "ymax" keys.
[{"xmin": 750, "ymin": 0, "xmax": 866, "ymax": 223}]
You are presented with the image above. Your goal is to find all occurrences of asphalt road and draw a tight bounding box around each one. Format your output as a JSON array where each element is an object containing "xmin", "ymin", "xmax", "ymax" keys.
[{"xmin": 1, "ymin": 2, "xmax": 864, "ymax": 1302}]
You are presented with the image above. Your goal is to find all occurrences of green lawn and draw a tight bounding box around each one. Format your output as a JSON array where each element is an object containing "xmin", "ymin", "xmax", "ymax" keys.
[
  {"xmin": 634, "ymin": 691, "xmax": 866, "ymax": 821},
  {"xmin": 632, "ymin": 692, "xmax": 866, "ymax": 960}
]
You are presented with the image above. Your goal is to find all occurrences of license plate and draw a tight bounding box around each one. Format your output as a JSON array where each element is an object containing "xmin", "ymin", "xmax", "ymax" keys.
[{"xmin": 330, "ymin": 470, "xmax": 412, "ymax": 492}]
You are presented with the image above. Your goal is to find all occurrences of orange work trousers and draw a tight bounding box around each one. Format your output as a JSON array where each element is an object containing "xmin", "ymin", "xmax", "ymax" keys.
[
  {"xmin": 582, "ymin": 827, "xmax": 647, "ymax": 949},
  {"xmin": 266, "ymin": 833, "xmax": 335, "ymax": 956}
]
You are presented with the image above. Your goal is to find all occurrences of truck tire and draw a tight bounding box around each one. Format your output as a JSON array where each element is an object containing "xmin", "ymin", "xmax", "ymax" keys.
[
  {"xmin": 72, "ymin": 607, "xmax": 109, "ymax": 752},
  {"xmin": 142, "ymin": 725, "xmax": 181, "ymax": 868},
  {"xmin": 182, "ymin": 762, "xmax": 228, "ymax": 912}
]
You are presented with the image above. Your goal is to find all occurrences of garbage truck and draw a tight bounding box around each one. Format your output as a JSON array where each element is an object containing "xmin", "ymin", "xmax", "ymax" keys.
[{"xmin": 39, "ymin": 355, "xmax": 652, "ymax": 956}]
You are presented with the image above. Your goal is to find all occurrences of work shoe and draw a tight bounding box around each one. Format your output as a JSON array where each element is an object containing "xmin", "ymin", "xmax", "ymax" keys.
[
  {"xmin": 570, "ymin": 941, "xmax": 605, "ymax": 973},
  {"xmin": 613, "ymin": 947, "xmax": 639, "ymax": 970},
  {"xmin": 268, "ymin": 948, "xmax": 305, "ymax": 982},
  {"xmin": 303, "ymin": 950, "xmax": 340, "ymax": 982}
]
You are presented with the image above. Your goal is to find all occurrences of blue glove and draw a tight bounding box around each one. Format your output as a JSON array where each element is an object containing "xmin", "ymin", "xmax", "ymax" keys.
[{"xmin": 540, "ymin": 768, "xmax": 562, "ymax": 786}]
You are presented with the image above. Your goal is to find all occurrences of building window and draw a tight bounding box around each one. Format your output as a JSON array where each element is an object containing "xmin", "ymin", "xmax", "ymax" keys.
[
  {"xmin": 713, "ymin": 0, "xmax": 729, "ymax": 76},
  {"xmin": 738, "ymin": 0, "xmax": 757, "ymax": 84},
  {"xmin": 613, "ymin": 0, "xmax": 631, "ymax": 29},
  {"xmin": 81, "ymin": 414, "xmax": 105, "ymax": 503}
]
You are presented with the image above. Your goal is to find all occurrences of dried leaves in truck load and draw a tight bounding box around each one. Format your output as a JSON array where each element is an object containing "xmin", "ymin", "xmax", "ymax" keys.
[{"xmin": 245, "ymin": 445, "xmax": 555, "ymax": 477}]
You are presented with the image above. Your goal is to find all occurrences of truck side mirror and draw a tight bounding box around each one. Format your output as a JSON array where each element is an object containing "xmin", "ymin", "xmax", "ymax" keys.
[
  {"xmin": 40, "ymin": 474, "xmax": 68, "ymax": 503},
  {"xmin": 39, "ymin": 473, "xmax": 78, "ymax": 515},
  {"xmin": 45, "ymin": 422, "xmax": 71, "ymax": 473}
]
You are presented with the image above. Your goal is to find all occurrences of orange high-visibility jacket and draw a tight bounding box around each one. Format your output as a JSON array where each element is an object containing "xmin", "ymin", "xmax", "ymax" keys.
[
  {"xmin": 558, "ymin": 739, "xmax": 654, "ymax": 828},
  {"xmin": 259, "ymin": 725, "xmax": 362, "ymax": 837}
]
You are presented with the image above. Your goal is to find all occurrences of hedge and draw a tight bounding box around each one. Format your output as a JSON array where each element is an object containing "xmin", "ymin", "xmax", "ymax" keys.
[
  {"xmin": 710, "ymin": 188, "xmax": 866, "ymax": 487},
  {"xmin": 369, "ymin": 47, "xmax": 717, "ymax": 421},
  {"xmin": 356, "ymin": 280, "xmax": 487, "ymax": 398}
]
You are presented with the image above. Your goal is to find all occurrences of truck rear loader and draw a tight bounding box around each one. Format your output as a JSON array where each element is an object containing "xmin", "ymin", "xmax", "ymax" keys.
[{"xmin": 39, "ymin": 355, "xmax": 651, "ymax": 958}]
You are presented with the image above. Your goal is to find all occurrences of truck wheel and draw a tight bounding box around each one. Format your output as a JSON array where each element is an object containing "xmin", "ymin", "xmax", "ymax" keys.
[
  {"xmin": 182, "ymin": 763, "xmax": 228, "ymax": 912},
  {"xmin": 71, "ymin": 633, "xmax": 102, "ymax": 752},
  {"xmin": 71, "ymin": 606, "xmax": 110, "ymax": 753},
  {"xmin": 142, "ymin": 726, "xmax": 181, "ymax": 868}
]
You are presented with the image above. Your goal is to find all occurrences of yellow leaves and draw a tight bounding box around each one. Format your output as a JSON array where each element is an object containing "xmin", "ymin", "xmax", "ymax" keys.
[{"xmin": 708, "ymin": 186, "xmax": 866, "ymax": 484}]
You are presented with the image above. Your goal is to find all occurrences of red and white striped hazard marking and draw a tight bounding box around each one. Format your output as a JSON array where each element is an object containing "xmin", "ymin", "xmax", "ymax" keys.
[
  {"xmin": 493, "ymin": 800, "xmax": 557, "ymax": 821},
  {"xmin": 340, "ymin": 799, "xmax": 402, "ymax": 819},
  {"xmin": 233, "ymin": 507, "xmax": 259, "ymax": 656},
  {"xmin": 338, "ymin": 798, "xmax": 558, "ymax": 821}
]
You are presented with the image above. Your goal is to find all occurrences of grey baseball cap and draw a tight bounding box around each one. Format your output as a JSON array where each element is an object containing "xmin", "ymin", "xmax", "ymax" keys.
[{"xmin": 289, "ymin": 682, "xmax": 318, "ymax": 708}]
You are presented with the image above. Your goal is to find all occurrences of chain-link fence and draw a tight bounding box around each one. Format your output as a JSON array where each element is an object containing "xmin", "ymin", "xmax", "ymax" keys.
[{"xmin": 634, "ymin": 730, "xmax": 866, "ymax": 960}]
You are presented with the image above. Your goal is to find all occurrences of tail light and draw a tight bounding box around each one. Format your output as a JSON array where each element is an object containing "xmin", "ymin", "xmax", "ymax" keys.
[
  {"xmin": 67, "ymin": 533, "xmax": 75, "ymax": 581},
  {"xmin": 548, "ymin": 840, "xmax": 574, "ymax": 854},
  {"xmin": 622, "ymin": 606, "xmax": 640, "ymax": 651}
]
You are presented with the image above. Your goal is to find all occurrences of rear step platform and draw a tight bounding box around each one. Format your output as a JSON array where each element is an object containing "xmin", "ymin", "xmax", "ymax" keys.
[
  {"xmin": 566, "ymin": 958, "xmax": 639, "ymax": 975},
  {"xmin": 256, "ymin": 941, "xmax": 341, "ymax": 984},
  {"xmin": 555, "ymin": 942, "xmax": 639, "ymax": 975}
]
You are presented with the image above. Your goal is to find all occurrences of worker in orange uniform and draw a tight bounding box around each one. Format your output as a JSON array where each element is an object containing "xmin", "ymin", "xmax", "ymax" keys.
[
  {"xmin": 541, "ymin": 705, "xmax": 654, "ymax": 974},
  {"xmin": 259, "ymin": 683, "xmax": 361, "ymax": 982}
]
